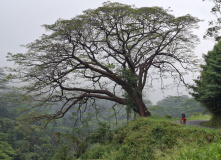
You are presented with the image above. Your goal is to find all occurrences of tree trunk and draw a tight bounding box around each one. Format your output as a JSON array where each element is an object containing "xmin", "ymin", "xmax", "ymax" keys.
[
  {"xmin": 133, "ymin": 93, "xmax": 151, "ymax": 117},
  {"xmin": 210, "ymin": 114, "xmax": 221, "ymax": 127}
]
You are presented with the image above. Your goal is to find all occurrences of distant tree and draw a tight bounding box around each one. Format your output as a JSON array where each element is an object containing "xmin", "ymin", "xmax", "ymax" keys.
[
  {"xmin": 157, "ymin": 95, "xmax": 189, "ymax": 108},
  {"xmin": 191, "ymin": 41, "xmax": 221, "ymax": 118},
  {"xmin": 0, "ymin": 133, "xmax": 17, "ymax": 160},
  {"xmin": 7, "ymin": 2, "xmax": 200, "ymax": 121},
  {"xmin": 149, "ymin": 95, "xmax": 189, "ymax": 117},
  {"xmin": 180, "ymin": 98, "xmax": 206, "ymax": 116},
  {"xmin": 149, "ymin": 95, "xmax": 205, "ymax": 118},
  {"xmin": 0, "ymin": 68, "xmax": 7, "ymax": 90}
]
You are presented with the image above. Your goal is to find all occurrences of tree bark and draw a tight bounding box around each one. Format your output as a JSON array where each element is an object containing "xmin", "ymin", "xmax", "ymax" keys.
[{"xmin": 133, "ymin": 93, "xmax": 151, "ymax": 117}]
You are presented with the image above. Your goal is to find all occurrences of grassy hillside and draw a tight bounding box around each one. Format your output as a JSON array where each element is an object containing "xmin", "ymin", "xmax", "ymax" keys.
[{"xmin": 79, "ymin": 117, "xmax": 221, "ymax": 160}]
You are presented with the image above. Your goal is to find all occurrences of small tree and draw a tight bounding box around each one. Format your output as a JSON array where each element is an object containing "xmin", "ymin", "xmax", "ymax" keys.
[
  {"xmin": 7, "ymin": 2, "xmax": 200, "ymax": 121},
  {"xmin": 191, "ymin": 41, "xmax": 221, "ymax": 119}
]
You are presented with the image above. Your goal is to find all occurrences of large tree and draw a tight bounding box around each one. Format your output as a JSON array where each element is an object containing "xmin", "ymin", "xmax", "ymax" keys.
[
  {"xmin": 191, "ymin": 41, "xmax": 221, "ymax": 117},
  {"xmin": 7, "ymin": 2, "xmax": 200, "ymax": 120}
]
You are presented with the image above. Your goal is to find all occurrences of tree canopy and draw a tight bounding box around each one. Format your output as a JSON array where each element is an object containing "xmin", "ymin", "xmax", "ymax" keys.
[
  {"xmin": 0, "ymin": 68, "xmax": 7, "ymax": 90},
  {"xmin": 7, "ymin": 2, "xmax": 200, "ymax": 121},
  {"xmin": 191, "ymin": 41, "xmax": 221, "ymax": 116},
  {"xmin": 203, "ymin": 0, "xmax": 221, "ymax": 40}
]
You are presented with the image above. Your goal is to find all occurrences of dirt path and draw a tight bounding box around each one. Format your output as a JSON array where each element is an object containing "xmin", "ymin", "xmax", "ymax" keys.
[
  {"xmin": 173, "ymin": 119, "xmax": 213, "ymax": 128},
  {"xmin": 185, "ymin": 119, "xmax": 210, "ymax": 126}
]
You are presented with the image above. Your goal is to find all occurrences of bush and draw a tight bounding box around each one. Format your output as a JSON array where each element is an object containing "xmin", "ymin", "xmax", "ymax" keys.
[
  {"xmin": 89, "ymin": 122, "xmax": 113, "ymax": 144},
  {"xmin": 80, "ymin": 144, "xmax": 108, "ymax": 159},
  {"xmin": 165, "ymin": 114, "xmax": 172, "ymax": 119},
  {"xmin": 191, "ymin": 112, "xmax": 202, "ymax": 117}
]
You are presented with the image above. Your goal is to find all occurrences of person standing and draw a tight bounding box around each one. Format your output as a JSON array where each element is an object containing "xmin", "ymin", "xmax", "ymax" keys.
[{"xmin": 180, "ymin": 112, "xmax": 186, "ymax": 124}]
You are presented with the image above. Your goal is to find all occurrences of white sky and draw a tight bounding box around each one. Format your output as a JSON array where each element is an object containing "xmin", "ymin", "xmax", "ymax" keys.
[{"xmin": 0, "ymin": 0, "xmax": 217, "ymax": 103}]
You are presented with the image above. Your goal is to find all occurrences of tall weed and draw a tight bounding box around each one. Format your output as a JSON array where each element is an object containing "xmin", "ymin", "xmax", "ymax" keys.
[{"xmin": 174, "ymin": 141, "xmax": 221, "ymax": 160}]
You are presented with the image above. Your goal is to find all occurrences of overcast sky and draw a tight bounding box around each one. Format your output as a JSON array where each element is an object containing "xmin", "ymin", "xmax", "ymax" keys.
[{"xmin": 0, "ymin": 0, "xmax": 217, "ymax": 103}]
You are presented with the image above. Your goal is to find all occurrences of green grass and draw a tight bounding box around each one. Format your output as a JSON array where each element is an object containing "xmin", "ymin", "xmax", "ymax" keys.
[
  {"xmin": 188, "ymin": 114, "xmax": 211, "ymax": 120},
  {"xmin": 79, "ymin": 116, "xmax": 220, "ymax": 160},
  {"xmin": 173, "ymin": 140, "xmax": 221, "ymax": 160}
]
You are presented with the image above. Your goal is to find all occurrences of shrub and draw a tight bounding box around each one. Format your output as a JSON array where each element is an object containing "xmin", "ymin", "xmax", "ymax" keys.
[
  {"xmin": 89, "ymin": 122, "xmax": 113, "ymax": 144},
  {"xmin": 191, "ymin": 112, "xmax": 202, "ymax": 117},
  {"xmin": 165, "ymin": 114, "xmax": 172, "ymax": 119},
  {"xmin": 80, "ymin": 144, "xmax": 109, "ymax": 159}
]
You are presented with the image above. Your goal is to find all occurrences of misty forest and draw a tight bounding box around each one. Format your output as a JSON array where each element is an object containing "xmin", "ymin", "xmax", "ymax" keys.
[{"xmin": 2, "ymin": 1, "xmax": 221, "ymax": 159}]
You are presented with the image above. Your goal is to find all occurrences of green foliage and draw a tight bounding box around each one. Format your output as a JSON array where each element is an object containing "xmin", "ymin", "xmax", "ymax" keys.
[
  {"xmin": 51, "ymin": 144, "xmax": 75, "ymax": 160},
  {"xmin": 120, "ymin": 69, "xmax": 138, "ymax": 86},
  {"xmin": 0, "ymin": 68, "xmax": 7, "ymax": 90},
  {"xmin": 53, "ymin": 131, "xmax": 89, "ymax": 159},
  {"xmin": 189, "ymin": 114, "xmax": 211, "ymax": 121},
  {"xmin": 191, "ymin": 112, "xmax": 202, "ymax": 117},
  {"xmin": 164, "ymin": 114, "xmax": 172, "ymax": 119},
  {"xmin": 0, "ymin": 86, "xmax": 131, "ymax": 160},
  {"xmin": 120, "ymin": 68, "xmax": 139, "ymax": 115},
  {"xmin": 191, "ymin": 41, "xmax": 221, "ymax": 116},
  {"xmin": 0, "ymin": 133, "xmax": 17, "ymax": 160},
  {"xmin": 174, "ymin": 141, "xmax": 221, "ymax": 160},
  {"xmin": 0, "ymin": 88, "xmax": 56, "ymax": 160},
  {"xmin": 89, "ymin": 122, "xmax": 113, "ymax": 144},
  {"xmin": 80, "ymin": 144, "xmax": 109, "ymax": 159}
]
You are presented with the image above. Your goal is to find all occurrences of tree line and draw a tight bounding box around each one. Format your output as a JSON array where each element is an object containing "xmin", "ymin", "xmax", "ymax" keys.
[{"xmin": 0, "ymin": 70, "xmax": 206, "ymax": 159}]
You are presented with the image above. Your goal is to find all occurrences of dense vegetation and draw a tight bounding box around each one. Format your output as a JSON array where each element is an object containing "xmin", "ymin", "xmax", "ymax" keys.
[
  {"xmin": 0, "ymin": 94, "xmax": 216, "ymax": 160},
  {"xmin": 0, "ymin": 75, "xmax": 129, "ymax": 159},
  {"xmin": 0, "ymin": 67, "xmax": 210, "ymax": 159},
  {"xmin": 0, "ymin": 91, "xmax": 128, "ymax": 159},
  {"xmin": 0, "ymin": 85, "xmax": 210, "ymax": 160}
]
